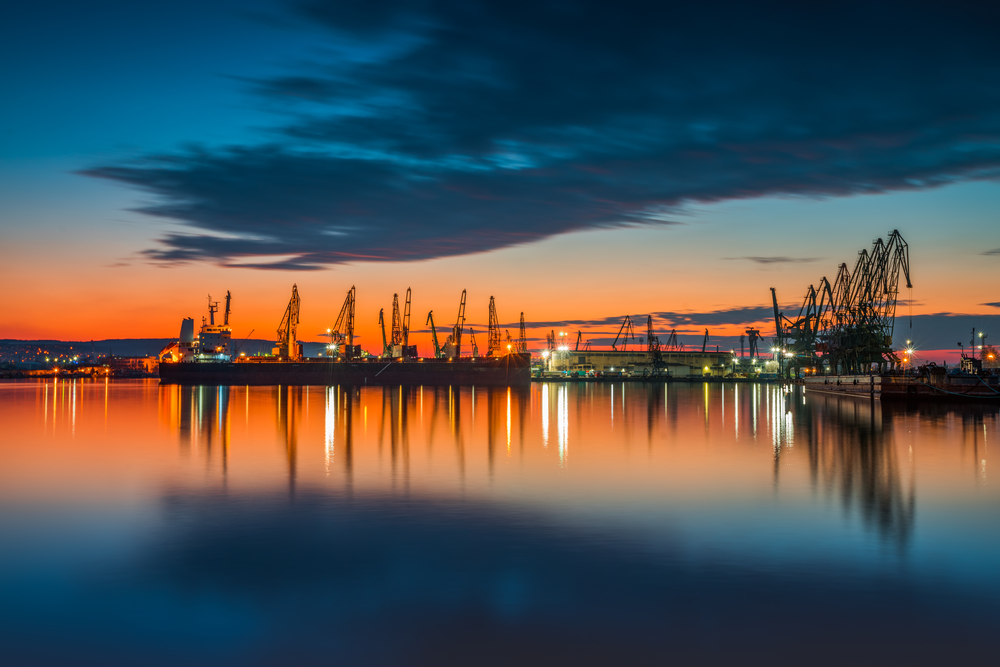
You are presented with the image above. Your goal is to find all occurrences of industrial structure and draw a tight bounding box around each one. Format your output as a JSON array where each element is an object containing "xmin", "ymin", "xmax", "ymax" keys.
[{"xmin": 771, "ymin": 230, "xmax": 912, "ymax": 375}]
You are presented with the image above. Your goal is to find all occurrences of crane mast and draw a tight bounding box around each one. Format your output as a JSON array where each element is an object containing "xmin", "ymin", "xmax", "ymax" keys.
[
  {"xmin": 443, "ymin": 289, "xmax": 466, "ymax": 358},
  {"xmin": 518, "ymin": 312, "xmax": 527, "ymax": 353},
  {"xmin": 223, "ymin": 291, "xmax": 232, "ymax": 327}
]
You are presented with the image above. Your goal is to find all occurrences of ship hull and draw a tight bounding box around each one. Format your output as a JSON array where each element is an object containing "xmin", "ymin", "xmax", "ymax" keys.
[
  {"xmin": 159, "ymin": 354, "xmax": 532, "ymax": 387},
  {"xmin": 803, "ymin": 373, "xmax": 1000, "ymax": 401}
]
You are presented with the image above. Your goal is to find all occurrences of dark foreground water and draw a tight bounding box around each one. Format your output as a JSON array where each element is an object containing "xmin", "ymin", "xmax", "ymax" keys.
[{"xmin": 1, "ymin": 379, "xmax": 998, "ymax": 666}]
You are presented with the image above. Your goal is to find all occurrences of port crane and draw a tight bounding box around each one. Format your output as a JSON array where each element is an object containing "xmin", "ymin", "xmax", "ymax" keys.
[
  {"xmin": 442, "ymin": 290, "xmax": 466, "ymax": 358},
  {"xmin": 391, "ymin": 294, "xmax": 402, "ymax": 348},
  {"xmin": 647, "ymin": 316, "xmax": 663, "ymax": 367},
  {"xmin": 771, "ymin": 230, "xmax": 912, "ymax": 374},
  {"xmin": 701, "ymin": 329, "xmax": 710, "ymax": 353},
  {"xmin": 402, "ymin": 288, "xmax": 411, "ymax": 349},
  {"xmin": 378, "ymin": 309, "xmax": 391, "ymax": 358},
  {"xmin": 329, "ymin": 286, "xmax": 356, "ymax": 359},
  {"xmin": 487, "ymin": 296, "xmax": 501, "ymax": 356},
  {"xmin": 275, "ymin": 284, "xmax": 301, "ymax": 360},
  {"xmin": 469, "ymin": 329, "xmax": 480, "ymax": 358},
  {"xmin": 612, "ymin": 315, "xmax": 636, "ymax": 352},
  {"xmin": 426, "ymin": 311, "xmax": 443, "ymax": 358},
  {"xmin": 518, "ymin": 313, "xmax": 527, "ymax": 353}
]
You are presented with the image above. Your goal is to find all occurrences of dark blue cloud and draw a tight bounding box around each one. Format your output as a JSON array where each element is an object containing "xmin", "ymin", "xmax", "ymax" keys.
[{"xmin": 85, "ymin": 0, "xmax": 1000, "ymax": 268}]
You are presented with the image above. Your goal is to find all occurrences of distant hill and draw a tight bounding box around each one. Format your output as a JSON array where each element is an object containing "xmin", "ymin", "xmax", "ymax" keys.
[{"xmin": 1, "ymin": 338, "xmax": 334, "ymax": 358}]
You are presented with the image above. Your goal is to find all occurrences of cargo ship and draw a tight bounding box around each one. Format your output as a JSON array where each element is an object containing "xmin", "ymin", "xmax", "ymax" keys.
[{"xmin": 157, "ymin": 286, "xmax": 532, "ymax": 387}]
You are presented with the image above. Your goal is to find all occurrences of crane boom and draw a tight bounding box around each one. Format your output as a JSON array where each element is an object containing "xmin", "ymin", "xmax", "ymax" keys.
[
  {"xmin": 518, "ymin": 312, "xmax": 527, "ymax": 353},
  {"xmin": 451, "ymin": 289, "xmax": 466, "ymax": 358},
  {"xmin": 487, "ymin": 296, "xmax": 500, "ymax": 356},
  {"xmin": 223, "ymin": 291, "xmax": 232, "ymax": 327}
]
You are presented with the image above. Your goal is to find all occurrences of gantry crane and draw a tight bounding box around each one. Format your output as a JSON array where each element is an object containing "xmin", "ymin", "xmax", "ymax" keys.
[{"xmin": 275, "ymin": 284, "xmax": 301, "ymax": 360}]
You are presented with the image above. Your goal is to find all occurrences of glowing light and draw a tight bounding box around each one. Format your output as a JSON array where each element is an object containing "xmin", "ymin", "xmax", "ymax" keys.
[{"xmin": 541, "ymin": 350, "xmax": 550, "ymax": 358}]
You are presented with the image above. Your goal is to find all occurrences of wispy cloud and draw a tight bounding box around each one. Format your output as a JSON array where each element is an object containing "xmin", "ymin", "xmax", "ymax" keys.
[
  {"xmin": 983, "ymin": 249, "xmax": 1000, "ymax": 256},
  {"xmin": 724, "ymin": 256, "xmax": 820, "ymax": 264},
  {"xmin": 85, "ymin": 1, "xmax": 1000, "ymax": 269}
]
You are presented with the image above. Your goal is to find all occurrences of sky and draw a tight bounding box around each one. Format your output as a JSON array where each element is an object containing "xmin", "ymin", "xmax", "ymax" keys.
[{"xmin": 1, "ymin": 0, "xmax": 998, "ymax": 360}]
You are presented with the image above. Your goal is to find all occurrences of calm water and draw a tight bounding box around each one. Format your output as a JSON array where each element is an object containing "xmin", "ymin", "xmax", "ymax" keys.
[{"xmin": 1, "ymin": 379, "xmax": 998, "ymax": 666}]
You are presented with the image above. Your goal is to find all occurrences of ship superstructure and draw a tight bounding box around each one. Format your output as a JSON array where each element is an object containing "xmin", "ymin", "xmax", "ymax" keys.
[{"xmin": 159, "ymin": 292, "xmax": 233, "ymax": 363}]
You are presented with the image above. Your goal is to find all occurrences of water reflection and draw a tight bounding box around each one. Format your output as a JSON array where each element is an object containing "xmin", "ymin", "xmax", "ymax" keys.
[{"xmin": 5, "ymin": 379, "xmax": 1000, "ymax": 665}]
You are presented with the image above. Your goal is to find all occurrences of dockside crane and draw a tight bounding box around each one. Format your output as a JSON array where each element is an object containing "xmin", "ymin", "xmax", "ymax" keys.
[
  {"xmin": 575, "ymin": 331, "xmax": 582, "ymax": 351},
  {"xmin": 647, "ymin": 316, "xmax": 663, "ymax": 367},
  {"xmin": 612, "ymin": 315, "xmax": 636, "ymax": 352},
  {"xmin": 443, "ymin": 290, "xmax": 467, "ymax": 358},
  {"xmin": 402, "ymin": 288, "xmax": 411, "ymax": 349},
  {"xmin": 745, "ymin": 328, "xmax": 761, "ymax": 359},
  {"xmin": 391, "ymin": 294, "xmax": 402, "ymax": 348},
  {"xmin": 518, "ymin": 313, "xmax": 527, "ymax": 353},
  {"xmin": 469, "ymin": 329, "xmax": 480, "ymax": 358},
  {"xmin": 770, "ymin": 230, "xmax": 912, "ymax": 374},
  {"xmin": 426, "ymin": 311, "xmax": 444, "ymax": 358},
  {"xmin": 224, "ymin": 291, "xmax": 232, "ymax": 326},
  {"xmin": 329, "ymin": 286, "xmax": 356, "ymax": 359},
  {"xmin": 487, "ymin": 296, "xmax": 501, "ymax": 356},
  {"xmin": 275, "ymin": 284, "xmax": 301, "ymax": 360},
  {"xmin": 701, "ymin": 328, "xmax": 709, "ymax": 353},
  {"xmin": 378, "ymin": 309, "xmax": 391, "ymax": 358}
]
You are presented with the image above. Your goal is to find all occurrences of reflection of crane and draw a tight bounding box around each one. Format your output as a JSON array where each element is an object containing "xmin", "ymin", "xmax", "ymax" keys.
[
  {"xmin": 612, "ymin": 315, "xmax": 636, "ymax": 351},
  {"xmin": 224, "ymin": 291, "xmax": 232, "ymax": 326},
  {"xmin": 330, "ymin": 286, "xmax": 356, "ymax": 359},
  {"xmin": 487, "ymin": 296, "xmax": 501, "ymax": 356},
  {"xmin": 518, "ymin": 312, "xmax": 527, "ymax": 353},
  {"xmin": 275, "ymin": 284, "xmax": 301, "ymax": 360},
  {"xmin": 426, "ymin": 311, "xmax": 444, "ymax": 358},
  {"xmin": 701, "ymin": 328, "xmax": 710, "ymax": 353},
  {"xmin": 378, "ymin": 309, "xmax": 390, "ymax": 358}
]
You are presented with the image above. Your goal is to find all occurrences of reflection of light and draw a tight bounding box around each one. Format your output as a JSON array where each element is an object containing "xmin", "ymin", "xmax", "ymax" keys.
[
  {"xmin": 557, "ymin": 384, "xmax": 568, "ymax": 464},
  {"xmin": 325, "ymin": 387, "xmax": 335, "ymax": 473},
  {"xmin": 541, "ymin": 384, "xmax": 549, "ymax": 446},
  {"xmin": 506, "ymin": 388, "xmax": 511, "ymax": 454}
]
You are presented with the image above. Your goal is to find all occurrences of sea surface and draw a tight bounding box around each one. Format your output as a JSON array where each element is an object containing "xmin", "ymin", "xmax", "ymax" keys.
[{"xmin": 1, "ymin": 379, "xmax": 998, "ymax": 666}]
